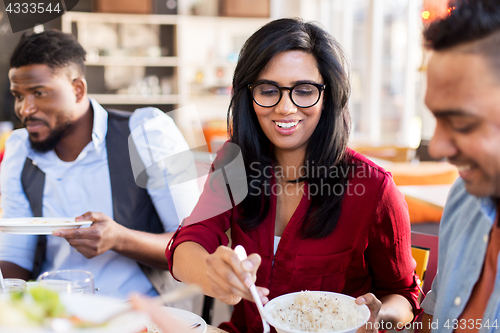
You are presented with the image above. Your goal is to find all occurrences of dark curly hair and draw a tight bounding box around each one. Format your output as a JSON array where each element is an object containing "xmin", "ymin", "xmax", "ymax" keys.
[
  {"xmin": 227, "ymin": 18, "xmax": 351, "ymax": 239},
  {"xmin": 424, "ymin": 0, "xmax": 500, "ymax": 72},
  {"xmin": 10, "ymin": 29, "xmax": 86, "ymax": 76}
]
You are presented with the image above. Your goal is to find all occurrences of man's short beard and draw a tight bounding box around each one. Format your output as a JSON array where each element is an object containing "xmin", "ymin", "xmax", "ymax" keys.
[{"xmin": 29, "ymin": 122, "xmax": 74, "ymax": 153}]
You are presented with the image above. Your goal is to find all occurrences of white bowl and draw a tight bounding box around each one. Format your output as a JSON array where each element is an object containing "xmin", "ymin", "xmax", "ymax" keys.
[{"xmin": 263, "ymin": 291, "xmax": 370, "ymax": 333}]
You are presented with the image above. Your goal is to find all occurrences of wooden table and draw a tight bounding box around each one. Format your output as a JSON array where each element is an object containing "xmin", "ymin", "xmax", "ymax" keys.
[{"xmin": 208, "ymin": 326, "xmax": 228, "ymax": 333}]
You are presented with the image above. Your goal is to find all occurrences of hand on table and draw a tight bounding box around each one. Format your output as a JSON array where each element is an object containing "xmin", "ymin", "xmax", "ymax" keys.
[
  {"xmin": 206, "ymin": 245, "xmax": 269, "ymax": 306},
  {"xmin": 355, "ymin": 293, "xmax": 382, "ymax": 333},
  {"xmin": 52, "ymin": 212, "xmax": 126, "ymax": 259}
]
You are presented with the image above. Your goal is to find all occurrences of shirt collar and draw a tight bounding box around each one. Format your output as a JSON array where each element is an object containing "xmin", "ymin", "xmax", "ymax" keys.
[
  {"xmin": 89, "ymin": 98, "xmax": 108, "ymax": 148},
  {"xmin": 477, "ymin": 195, "xmax": 497, "ymax": 225}
]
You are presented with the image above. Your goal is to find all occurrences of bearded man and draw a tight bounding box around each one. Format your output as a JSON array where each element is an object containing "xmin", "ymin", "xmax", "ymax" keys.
[{"xmin": 0, "ymin": 30, "xmax": 200, "ymax": 306}]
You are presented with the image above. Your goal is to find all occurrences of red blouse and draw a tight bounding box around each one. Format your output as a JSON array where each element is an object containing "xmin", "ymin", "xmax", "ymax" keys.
[{"xmin": 166, "ymin": 148, "xmax": 420, "ymax": 333}]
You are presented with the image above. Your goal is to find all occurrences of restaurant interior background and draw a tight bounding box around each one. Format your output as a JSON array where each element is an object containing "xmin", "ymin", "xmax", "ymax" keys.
[
  {"xmin": 0, "ymin": 0, "xmax": 452, "ymax": 149},
  {"xmin": 0, "ymin": 0, "xmax": 458, "ymax": 238},
  {"xmin": 0, "ymin": 0, "xmax": 457, "ymax": 325}
]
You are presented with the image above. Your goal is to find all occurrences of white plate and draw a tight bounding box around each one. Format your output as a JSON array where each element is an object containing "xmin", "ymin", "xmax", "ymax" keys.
[
  {"xmin": 0, "ymin": 293, "xmax": 149, "ymax": 333},
  {"xmin": 0, "ymin": 217, "xmax": 92, "ymax": 235},
  {"xmin": 264, "ymin": 291, "xmax": 370, "ymax": 333},
  {"xmin": 145, "ymin": 307, "xmax": 207, "ymax": 333}
]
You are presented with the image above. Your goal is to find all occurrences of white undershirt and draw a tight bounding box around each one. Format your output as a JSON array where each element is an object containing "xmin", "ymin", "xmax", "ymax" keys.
[{"xmin": 274, "ymin": 236, "xmax": 282, "ymax": 255}]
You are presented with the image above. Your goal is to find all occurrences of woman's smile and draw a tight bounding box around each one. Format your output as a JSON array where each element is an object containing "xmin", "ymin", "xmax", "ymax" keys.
[{"xmin": 273, "ymin": 119, "xmax": 302, "ymax": 134}]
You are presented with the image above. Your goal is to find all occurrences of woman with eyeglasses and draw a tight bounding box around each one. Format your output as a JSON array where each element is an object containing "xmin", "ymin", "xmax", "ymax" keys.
[{"xmin": 166, "ymin": 18, "xmax": 420, "ymax": 333}]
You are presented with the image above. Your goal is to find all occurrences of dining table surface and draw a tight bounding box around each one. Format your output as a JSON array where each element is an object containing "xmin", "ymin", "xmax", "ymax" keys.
[{"xmin": 397, "ymin": 184, "xmax": 453, "ymax": 210}]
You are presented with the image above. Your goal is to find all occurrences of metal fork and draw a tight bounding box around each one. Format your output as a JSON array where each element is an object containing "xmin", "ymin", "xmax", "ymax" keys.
[
  {"xmin": 234, "ymin": 245, "xmax": 271, "ymax": 333},
  {"xmin": 189, "ymin": 323, "xmax": 202, "ymax": 329}
]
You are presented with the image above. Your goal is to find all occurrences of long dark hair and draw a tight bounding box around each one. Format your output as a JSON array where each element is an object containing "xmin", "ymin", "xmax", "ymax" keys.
[{"xmin": 228, "ymin": 18, "xmax": 351, "ymax": 239}]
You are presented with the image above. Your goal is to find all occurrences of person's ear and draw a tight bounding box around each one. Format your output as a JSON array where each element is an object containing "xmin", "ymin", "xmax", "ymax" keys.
[{"xmin": 72, "ymin": 77, "xmax": 87, "ymax": 103}]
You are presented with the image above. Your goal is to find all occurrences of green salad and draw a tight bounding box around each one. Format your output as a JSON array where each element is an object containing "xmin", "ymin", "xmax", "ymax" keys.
[{"xmin": 0, "ymin": 286, "xmax": 67, "ymax": 327}]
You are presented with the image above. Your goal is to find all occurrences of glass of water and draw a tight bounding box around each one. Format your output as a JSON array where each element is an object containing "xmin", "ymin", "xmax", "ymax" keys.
[
  {"xmin": 37, "ymin": 270, "xmax": 95, "ymax": 294},
  {"xmin": 0, "ymin": 278, "xmax": 27, "ymax": 294}
]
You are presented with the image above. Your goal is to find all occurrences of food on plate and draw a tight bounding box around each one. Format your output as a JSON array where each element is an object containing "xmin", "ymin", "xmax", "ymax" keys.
[
  {"xmin": 0, "ymin": 286, "xmax": 66, "ymax": 327},
  {"xmin": 145, "ymin": 323, "xmax": 162, "ymax": 332},
  {"xmin": 29, "ymin": 220, "xmax": 72, "ymax": 224},
  {"xmin": 136, "ymin": 323, "xmax": 162, "ymax": 333},
  {"xmin": 0, "ymin": 286, "xmax": 99, "ymax": 329},
  {"xmin": 269, "ymin": 291, "xmax": 366, "ymax": 332}
]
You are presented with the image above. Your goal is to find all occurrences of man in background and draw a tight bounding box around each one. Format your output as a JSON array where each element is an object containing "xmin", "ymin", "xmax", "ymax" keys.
[
  {"xmin": 0, "ymin": 30, "xmax": 200, "ymax": 305},
  {"xmin": 421, "ymin": 0, "xmax": 500, "ymax": 331}
]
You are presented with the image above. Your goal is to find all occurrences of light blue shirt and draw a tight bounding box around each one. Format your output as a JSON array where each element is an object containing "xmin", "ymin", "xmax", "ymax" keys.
[
  {"xmin": 0, "ymin": 99, "xmax": 200, "ymax": 299},
  {"xmin": 421, "ymin": 178, "xmax": 500, "ymax": 333}
]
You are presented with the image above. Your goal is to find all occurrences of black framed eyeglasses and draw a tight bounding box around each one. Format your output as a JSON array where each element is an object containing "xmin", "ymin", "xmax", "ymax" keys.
[{"xmin": 248, "ymin": 82, "xmax": 325, "ymax": 108}]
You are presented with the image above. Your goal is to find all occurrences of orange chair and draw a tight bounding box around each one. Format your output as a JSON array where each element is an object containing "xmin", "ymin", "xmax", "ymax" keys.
[
  {"xmin": 390, "ymin": 162, "xmax": 458, "ymax": 223},
  {"xmin": 412, "ymin": 246, "xmax": 430, "ymax": 288},
  {"xmin": 411, "ymin": 231, "xmax": 439, "ymax": 297},
  {"xmin": 411, "ymin": 231, "xmax": 439, "ymax": 332},
  {"xmin": 412, "ymin": 245, "xmax": 430, "ymax": 305},
  {"xmin": 353, "ymin": 145, "xmax": 458, "ymax": 223},
  {"xmin": 202, "ymin": 120, "xmax": 228, "ymax": 153},
  {"xmin": 352, "ymin": 145, "xmax": 416, "ymax": 162}
]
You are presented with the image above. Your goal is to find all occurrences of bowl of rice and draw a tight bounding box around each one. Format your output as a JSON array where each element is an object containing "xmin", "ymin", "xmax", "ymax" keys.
[{"xmin": 263, "ymin": 291, "xmax": 370, "ymax": 333}]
